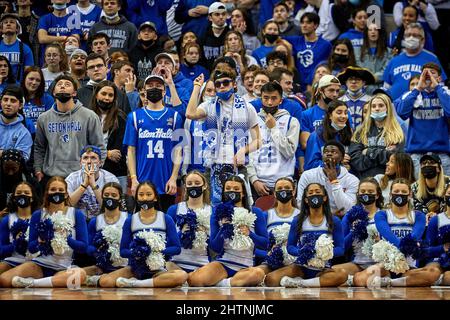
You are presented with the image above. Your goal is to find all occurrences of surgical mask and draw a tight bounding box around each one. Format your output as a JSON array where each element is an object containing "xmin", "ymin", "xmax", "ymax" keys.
[
  {"xmin": 146, "ymin": 88, "xmax": 163, "ymax": 103},
  {"xmin": 65, "ymin": 45, "xmax": 78, "ymax": 56},
  {"xmin": 97, "ymin": 100, "xmax": 114, "ymax": 110},
  {"xmin": 14, "ymin": 195, "xmax": 31, "ymax": 208},
  {"xmin": 307, "ymin": 195, "xmax": 324, "ymax": 209},
  {"xmin": 137, "ymin": 200, "xmax": 155, "ymax": 210},
  {"xmin": 103, "ymin": 197, "xmax": 120, "ymax": 211},
  {"xmin": 348, "ymin": 87, "xmax": 364, "ymax": 98},
  {"xmin": 187, "ymin": 186, "xmax": 203, "ymax": 199},
  {"xmin": 262, "ymin": 105, "xmax": 278, "ymax": 115},
  {"xmin": 370, "ymin": 111, "xmax": 387, "ymax": 121},
  {"xmin": 331, "ymin": 121, "xmax": 346, "ymax": 131},
  {"xmin": 421, "ymin": 166, "xmax": 438, "ymax": 179},
  {"xmin": 402, "ymin": 37, "xmax": 420, "ymax": 50},
  {"xmin": 105, "ymin": 12, "xmax": 119, "ymax": 21},
  {"xmin": 224, "ymin": 191, "xmax": 241, "ymax": 204},
  {"xmin": 224, "ymin": 2, "xmax": 235, "ymax": 12},
  {"xmin": 54, "ymin": 92, "xmax": 72, "ymax": 103},
  {"xmin": 203, "ymin": 96, "xmax": 216, "ymax": 103},
  {"xmin": 212, "ymin": 22, "xmax": 227, "ymax": 29},
  {"xmin": 391, "ymin": 194, "xmax": 409, "ymax": 207},
  {"xmin": 349, "ymin": 0, "xmax": 361, "ymax": 5},
  {"xmin": 332, "ymin": 53, "xmax": 349, "ymax": 64},
  {"xmin": 216, "ymin": 88, "xmax": 234, "ymax": 101},
  {"xmin": 48, "ymin": 193, "xmax": 66, "ymax": 205},
  {"xmin": 265, "ymin": 34, "xmax": 279, "ymax": 44},
  {"xmin": 53, "ymin": 3, "xmax": 67, "ymax": 10},
  {"xmin": 276, "ymin": 190, "xmax": 293, "ymax": 204},
  {"xmin": 358, "ymin": 194, "xmax": 376, "ymax": 206}
]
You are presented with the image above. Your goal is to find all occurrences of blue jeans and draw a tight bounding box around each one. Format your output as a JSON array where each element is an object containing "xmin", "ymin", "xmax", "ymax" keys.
[
  {"xmin": 411, "ymin": 153, "xmax": 450, "ymax": 180},
  {"xmin": 116, "ymin": 176, "xmax": 128, "ymax": 194}
]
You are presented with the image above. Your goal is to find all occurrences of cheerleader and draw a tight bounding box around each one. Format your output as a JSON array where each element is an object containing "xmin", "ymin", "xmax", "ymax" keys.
[
  {"xmin": 188, "ymin": 175, "xmax": 268, "ymax": 287},
  {"xmin": 166, "ymin": 171, "xmax": 212, "ymax": 275},
  {"xmin": 423, "ymin": 183, "xmax": 450, "ymax": 286},
  {"xmin": 254, "ymin": 177, "xmax": 300, "ymax": 286},
  {"xmin": 83, "ymin": 182, "xmax": 129, "ymax": 286},
  {"xmin": 358, "ymin": 178, "xmax": 439, "ymax": 287},
  {"xmin": 99, "ymin": 181, "xmax": 187, "ymax": 288},
  {"xmin": 0, "ymin": 182, "xmax": 40, "ymax": 275},
  {"xmin": 332, "ymin": 178, "xmax": 384, "ymax": 286},
  {"xmin": 280, "ymin": 183, "xmax": 347, "ymax": 288},
  {"xmin": 0, "ymin": 177, "xmax": 88, "ymax": 288}
]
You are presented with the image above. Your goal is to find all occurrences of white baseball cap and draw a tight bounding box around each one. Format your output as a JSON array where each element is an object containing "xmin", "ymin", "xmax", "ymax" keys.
[
  {"xmin": 208, "ymin": 2, "xmax": 226, "ymax": 14},
  {"xmin": 317, "ymin": 75, "xmax": 341, "ymax": 89}
]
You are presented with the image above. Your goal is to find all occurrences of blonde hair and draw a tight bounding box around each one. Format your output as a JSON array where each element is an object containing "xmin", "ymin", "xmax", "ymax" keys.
[
  {"xmin": 183, "ymin": 170, "xmax": 211, "ymax": 205},
  {"xmin": 352, "ymin": 94, "xmax": 404, "ymax": 146},
  {"xmin": 415, "ymin": 164, "xmax": 446, "ymax": 201}
]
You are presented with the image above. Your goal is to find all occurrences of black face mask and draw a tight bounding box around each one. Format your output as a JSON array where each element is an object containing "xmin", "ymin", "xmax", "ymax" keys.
[
  {"xmin": 1, "ymin": 111, "xmax": 17, "ymax": 119},
  {"xmin": 14, "ymin": 195, "xmax": 31, "ymax": 208},
  {"xmin": 187, "ymin": 186, "xmax": 203, "ymax": 199},
  {"xmin": 421, "ymin": 166, "xmax": 438, "ymax": 179},
  {"xmin": 333, "ymin": 53, "xmax": 349, "ymax": 64},
  {"xmin": 137, "ymin": 200, "xmax": 155, "ymax": 210},
  {"xmin": 103, "ymin": 197, "xmax": 120, "ymax": 211},
  {"xmin": 322, "ymin": 94, "xmax": 333, "ymax": 105},
  {"xmin": 224, "ymin": 191, "xmax": 241, "ymax": 204},
  {"xmin": 54, "ymin": 92, "xmax": 72, "ymax": 103},
  {"xmin": 307, "ymin": 195, "xmax": 324, "ymax": 209},
  {"xmin": 391, "ymin": 194, "xmax": 409, "ymax": 207},
  {"xmin": 276, "ymin": 190, "xmax": 293, "ymax": 204},
  {"xmin": 358, "ymin": 194, "xmax": 376, "ymax": 206},
  {"xmin": 146, "ymin": 88, "xmax": 163, "ymax": 103},
  {"xmin": 48, "ymin": 193, "xmax": 66, "ymax": 204},
  {"xmin": 265, "ymin": 34, "xmax": 278, "ymax": 44},
  {"xmin": 262, "ymin": 106, "xmax": 278, "ymax": 115},
  {"xmin": 445, "ymin": 196, "xmax": 450, "ymax": 207},
  {"xmin": 97, "ymin": 100, "xmax": 114, "ymax": 110},
  {"xmin": 140, "ymin": 39, "xmax": 154, "ymax": 47}
]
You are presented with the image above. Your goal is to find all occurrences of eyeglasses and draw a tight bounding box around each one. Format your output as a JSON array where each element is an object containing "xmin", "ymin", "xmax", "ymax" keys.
[
  {"xmin": 87, "ymin": 63, "xmax": 105, "ymax": 70},
  {"xmin": 214, "ymin": 79, "xmax": 232, "ymax": 88}
]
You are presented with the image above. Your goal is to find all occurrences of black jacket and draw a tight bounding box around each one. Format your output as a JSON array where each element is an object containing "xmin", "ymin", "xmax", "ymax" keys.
[
  {"xmin": 200, "ymin": 24, "xmax": 231, "ymax": 70},
  {"xmin": 101, "ymin": 114, "xmax": 128, "ymax": 178}
]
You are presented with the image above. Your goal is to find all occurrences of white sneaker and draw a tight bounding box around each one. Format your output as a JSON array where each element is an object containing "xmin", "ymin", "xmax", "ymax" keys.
[
  {"xmin": 116, "ymin": 277, "xmax": 137, "ymax": 288},
  {"xmin": 12, "ymin": 276, "xmax": 34, "ymax": 288},
  {"xmin": 85, "ymin": 275, "xmax": 101, "ymax": 287},
  {"xmin": 280, "ymin": 276, "xmax": 304, "ymax": 288}
]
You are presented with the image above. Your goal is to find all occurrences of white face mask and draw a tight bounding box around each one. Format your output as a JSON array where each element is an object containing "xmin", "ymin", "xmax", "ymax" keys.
[
  {"xmin": 331, "ymin": 121, "xmax": 346, "ymax": 131},
  {"xmin": 212, "ymin": 22, "xmax": 227, "ymax": 29},
  {"xmin": 203, "ymin": 96, "xmax": 216, "ymax": 103},
  {"xmin": 402, "ymin": 36, "xmax": 420, "ymax": 50},
  {"xmin": 105, "ymin": 12, "xmax": 119, "ymax": 21}
]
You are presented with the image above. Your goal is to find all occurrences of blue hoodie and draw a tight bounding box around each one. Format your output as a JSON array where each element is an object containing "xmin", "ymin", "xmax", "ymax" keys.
[
  {"xmin": 0, "ymin": 114, "xmax": 33, "ymax": 160},
  {"xmin": 396, "ymin": 85, "xmax": 450, "ymax": 153},
  {"xmin": 163, "ymin": 72, "xmax": 194, "ymax": 119},
  {"xmin": 175, "ymin": 0, "xmax": 215, "ymax": 36},
  {"xmin": 127, "ymin": 0, "xmax": 173, "ymax": 36},
  {"xmin": 180, "ymin": 63, "xmax": 210, "ymax": 81},
  {"xmin": 338, "ymin": 29, "xmax": 364, "ymax": 49}
]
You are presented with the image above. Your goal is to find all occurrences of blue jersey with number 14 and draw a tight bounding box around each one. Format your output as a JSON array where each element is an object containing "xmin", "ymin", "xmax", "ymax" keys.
[{"xmin": 123, "ymin": 107, "xmax": 183, "ymax": 195}]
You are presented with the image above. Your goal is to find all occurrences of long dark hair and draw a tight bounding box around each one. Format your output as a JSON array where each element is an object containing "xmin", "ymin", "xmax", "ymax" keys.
[
  {"xmin": 6, "ymin": 181, "xmax": 41, "ymax": 214},
  {"xmin": 231, "ymin": 8, "xmax": 257, "ymax": 36},
  {"xmin": 222, "ymin": 175, "xmax": 250, "ymax": 211},
  {"xmin": 393, "ymin": 6, "xmax": 418, "ymax": 52},
  {"xmin": 357, "ymin": 177, "xmax": 384, "ymax": 209},
  {"xmin": 273, "ymin": 177, "xmax": 297, "ymax": 208},
  {"xmin": 0, "ymin": 56, "xmax": 17, "ymax": 84},
  {"xmin": 134, "ymin": 181, "xmax": 160, "ymax": 212},
  {"xmin": 380, "ymin": 152, "xmax": 415, "ymax": 190},
  {"xmin": 21, "ymin": 66, "xmax": 46, "ymax": 105},
  {"xmin": 43, "ymin": 176, "xmax": 71, "ymax": 209},
  {"xmin": 100, "ymin": 182, "xmax": 123, "ymax": 213},
  {"xmin": 90, "ymin": 80, "xmax": 125, "ymax": 133},
  {"xmin": 296, "ymin": 183, "xmax": 334, "ymax": 236},
  {"xmin": 321, "ymin": 100, "xmax": 352, "ymax": 146},
  {"xmin": 360, "ymin": 24, "xmax": 388, "ymax": 61},
  {"xmin": 328, "ymin": 38, "xmax": 356, "ymax": 71}
]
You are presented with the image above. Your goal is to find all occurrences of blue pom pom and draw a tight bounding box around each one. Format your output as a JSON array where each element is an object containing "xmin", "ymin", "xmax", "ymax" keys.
[
  {"xmin": 438, "ymin": 225, "xmax": 450, "ymax": 244},
  {"xmin": 438, "ymin": 252, "xmax": 450, "ymax": 269},
  {"xmin": 37, "ymin": 219, "xmax": 54, "ymax": 256},
  {"xmin": 10, "ymin": 219, "xmax": 30, "ymax": 256},
  {"xmin": 268, "ymin": 232, "xmax": 276, "ymax": 248},
  {"xmin": 295, "ymin": 233, "xmax": 318, "ymax": 265},
  {"xmin": 177, "ymin": 209, "xmax": 198, "ymax": 249},
  {"xmin": 92, "ymin": 231, "xmax": 113, "ymax": 271},
  {"xmin": 129, "ymin": 237, "xmax": 152, "ymax": 279},
  {"xmin": 266, "ymin": 246, "xmax": 285, "ymax": 270},
  {"xmin": 221, "ymin": 223, "xmax": 234, "ymax": 240},
  {"xmin": 346, "ymin": 205, "xmax": 369, "ymax": 242},
  {"xmin": 399, "ymin": 234, "xmax": 422, "ymax": 259},
  {"xmin": 215, "ymin": 201, "xmax": 234, "ymax": 222}
]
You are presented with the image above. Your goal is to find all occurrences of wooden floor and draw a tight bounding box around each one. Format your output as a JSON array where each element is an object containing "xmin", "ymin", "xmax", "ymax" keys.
[{"xmin": 0, "ymin": 286, "xmax": 449, "ymax": 300}]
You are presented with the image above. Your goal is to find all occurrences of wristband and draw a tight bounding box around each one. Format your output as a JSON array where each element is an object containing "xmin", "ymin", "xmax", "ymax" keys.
[
  {"xmin": 130, "ymin": 175, "xmax": 137, "ymax": 179},
  {"xmin": 92, "ymin": 184, "xmax": 100, "ymax": 191},
  {"xmin": 80, "ymin": 184, "xmax": 88, "ymax": 190}
]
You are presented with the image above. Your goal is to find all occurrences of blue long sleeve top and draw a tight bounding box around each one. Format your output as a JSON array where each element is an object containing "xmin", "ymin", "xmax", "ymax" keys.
[
  {"xmin": 0, "ymin": 215, "xmax": 18, "ymax": 257},
  {"xmin": 209, "ymin": 206, "xmax": 268, "ymax": 255},
  {"xmin": 287, "ymin": 215, "xmax": 344, "ymax": 258},
  {"xmin": 28, "ymin": 209, "xmax": 88, "ymax": 254},
  {"xmin": 374, "ymin": 210, "xmax": 426, "ymax": 248},
  {"xmin": 425, "ymin": 214, "xmax": 447, "ymax": 258},
  {"xmin": 120, "ymin": 214, "xmax": 181, "ymax": 259}
]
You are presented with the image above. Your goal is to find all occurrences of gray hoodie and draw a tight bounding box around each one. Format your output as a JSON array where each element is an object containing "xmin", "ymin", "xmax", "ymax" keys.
[
  {"xmin": 89, "ymin": 16, "xmax": 138, "ymax": 53},
  {"xmin": 34, "ymin": 101, "xmax": 106, "ymax": 178}
]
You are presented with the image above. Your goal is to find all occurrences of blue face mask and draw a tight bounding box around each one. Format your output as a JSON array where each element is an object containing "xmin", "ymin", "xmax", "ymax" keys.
[
  {"xmin": 216, "ymin": 88, "xmax": 234, "ymax": 101},
  {"xmin": 331, "ymin": 121, "xmax": 346, "ymax": 131},
  {"xmin": 349, "ymin": 0, "xmax": 361, "ymax": 5},
  {"xmin": 53, "ymin": 3, "xmax": 67, "ymax": 10},
  {"xmin": 370, "ymin": 111, "xmax": 387, "ymax": 121}
]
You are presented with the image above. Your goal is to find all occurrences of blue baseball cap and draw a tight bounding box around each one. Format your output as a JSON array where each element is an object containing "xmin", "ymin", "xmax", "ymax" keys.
[{"xmin": 80, "ymin": 145, "xmax": 102, "ymax": 160}]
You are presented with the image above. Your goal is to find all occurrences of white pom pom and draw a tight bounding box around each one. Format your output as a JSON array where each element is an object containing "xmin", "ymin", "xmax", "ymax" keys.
[
  {"xmin": 102, "ymin": 225, "xmax": 128, "ymax": 267},
  {"xmin": 361, "ymin": 224, "xmax": 379, "ymax": 258},
  {"xmin": 146, "ymin": 252, "xmax": 166, "ymax": 271},
  {"xmin": 372, "ymin": 239, "xmax": 409, "ymax": 274},
  {"xmin": 136, "ymin": 230, "xmax": 166, "ymax": 271},
  {"xmin": 271, "ymin": 223, "xmax": 291, "ymax": 246},
  {"xmin": 192, "ymin": 230, "xmax": 208, "ymax": 251},
  {"xmin": 229, "ymin": 208, "xmax": 256, "ymax": 250},
  {"xmin": 192, "ymin": 206, "xmax": 211, "ymax": 251},
  {"xmin": 314, "ymin": 234, "xmax": 334, "ymax": 261},
  {"xmin": 49, "ymin": 211, "xmax": 73, "ymax": 256}
]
